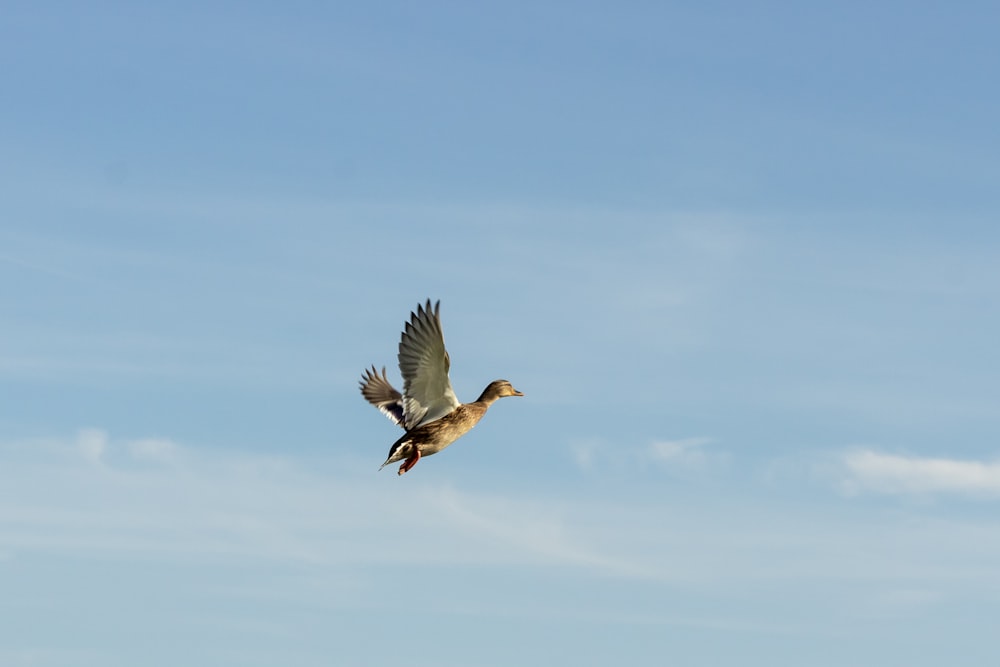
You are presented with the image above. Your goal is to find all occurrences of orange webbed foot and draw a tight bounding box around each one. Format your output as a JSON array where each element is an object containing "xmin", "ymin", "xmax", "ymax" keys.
[{"xmin": 398, "ymin": 447, "xmax": 421, "ymax": 475}]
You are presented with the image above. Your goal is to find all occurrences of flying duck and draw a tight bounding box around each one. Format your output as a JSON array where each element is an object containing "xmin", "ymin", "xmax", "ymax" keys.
[{"xmin": 359, "ymin": 299, "xmax": 523, "ymax": 475}]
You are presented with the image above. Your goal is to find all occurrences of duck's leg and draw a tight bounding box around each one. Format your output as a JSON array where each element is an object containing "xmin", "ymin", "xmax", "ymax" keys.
[{"xmin": 398, "ymin": 447, "xmax": 421, "ymax": 475}]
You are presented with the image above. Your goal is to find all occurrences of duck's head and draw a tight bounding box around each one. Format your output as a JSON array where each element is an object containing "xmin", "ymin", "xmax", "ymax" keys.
[{"xmin": 477, "ymin": 379, "xmax": 524, "ymax": 404}]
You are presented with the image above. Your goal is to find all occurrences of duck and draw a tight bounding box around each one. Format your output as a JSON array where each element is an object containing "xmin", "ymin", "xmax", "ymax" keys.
[{"xmin": 359, "ymin": 299, "xmax": 523, "ymax": 475}]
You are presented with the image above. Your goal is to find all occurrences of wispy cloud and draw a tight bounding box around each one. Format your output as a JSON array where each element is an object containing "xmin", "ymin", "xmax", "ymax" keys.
[
  {"xmin": 0, "ymin": 430, "xmax": 625, "ymax": 573},
  {"xmin": 126, "ymin": 436, "xmax": 181, "ymax": 464},
  {"xmin": 647, "ymin": 437, "xmax": 716, "ymax": 466},
  {"xmin": 570, "ymin": 437, "xmax": 602, "ymax": 470},
  {"xmin": 7, "ymin": 429, "xmax": 1000, "ymax": 666},
  {"xmin": 8, "ymin": 431, "xmax": 1000, "ymax": 590},
  {"xmin": 76, "ymin": 428, "xmax": 109, "ymax": 465},
  {"xmin": 842, "ymin": 449, "xmax": 1000, "ymax": 497},
  {"xmin": 570, "ymin": 435, "xmax": 725, "ymax": 473}
]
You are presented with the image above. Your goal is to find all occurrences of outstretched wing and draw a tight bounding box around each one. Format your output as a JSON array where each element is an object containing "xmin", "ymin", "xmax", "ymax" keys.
[
  {"xmin": 397, "ymin": 299, "xmax": 461, "ymax": 429},
  {"xmin": 359, "ymin": 365, "xmax": 405, "ymax": 428}
]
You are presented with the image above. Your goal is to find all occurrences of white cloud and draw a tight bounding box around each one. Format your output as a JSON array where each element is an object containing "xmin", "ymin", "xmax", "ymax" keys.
[
  {"xmin": 843, "ymin": 449, "xmax": 1000, "ymax": 496},
  {"xmin": 570, "ymin": 438, "xmax": 602, "ymax": 470},
  {"xmin": 570, "ymin": 436, "xmax": 723, "ymax": 473},
  {"xmin": 0, "ymin": 430, "xmax": 625, "ymax": 574},
  {"xmin": 7, "ymin": 429, "xmax": 1000, "ymax": 665},
  {"xmin": 8, "ymin": 431, "xmax": 1000, "ymax": 602},
  {"xmin": 127, "ymin": 437, "xmax": 180, "ymax": 464},
  {"xmin": 648, "ymin": 437, "xmax": 714, "ymax": 464},
  {"xmin": 647, "ymin": 437, "xmax": 731, "ymax": 472},
  {"xmin": 76, "ymin": 428, "xmax": 108, "ymax": 464}
]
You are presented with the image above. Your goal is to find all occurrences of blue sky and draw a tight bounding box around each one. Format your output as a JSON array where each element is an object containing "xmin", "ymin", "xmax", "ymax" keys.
[{"xmin": 3, "ymin": 2, "xmax": 1000, "ymax": 665}]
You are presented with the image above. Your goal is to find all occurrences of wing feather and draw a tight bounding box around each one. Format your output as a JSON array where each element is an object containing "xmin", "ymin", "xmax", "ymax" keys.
[
  {"xmin": 397, "ymin": 299, "xmax": 461, "ymax": 429},
  {"xmin": 359, "ymin": 365, "xmax": 405, "ymax": 428}
]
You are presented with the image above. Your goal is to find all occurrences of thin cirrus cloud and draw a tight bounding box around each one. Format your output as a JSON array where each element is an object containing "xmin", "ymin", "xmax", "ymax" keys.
[
  {"xmin": 648, "ymin": 437, "xmax": 716, "ymax": 465},
  {"xmin": 8, "ymin": 427, "xmax": 1000, "ymax": 661},
  {"xmin": 570, "ymin": 436, "xmax": 722, "ymax": 471},
  {"xmin": 843, "ymin": 449, "xmax": 1000, "ymax": 497},
  {"xmin": 0, "ymin": 429, "xmax": 626, "ymax": 573}
]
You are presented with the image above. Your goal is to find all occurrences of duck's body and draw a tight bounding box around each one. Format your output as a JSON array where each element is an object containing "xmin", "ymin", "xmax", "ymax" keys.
[
  {"xmin": 359, "ymin": 301, "xmax": 522, "ymax": 475},
  {"xmin": 378, "ymin": 380, "xmax": 519, "ymax": 472}
]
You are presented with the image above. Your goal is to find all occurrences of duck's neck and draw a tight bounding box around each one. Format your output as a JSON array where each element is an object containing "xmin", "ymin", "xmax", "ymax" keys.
[{"xmin": 475, "ymin": 386, "xmax": 503, "ymax": 406}]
